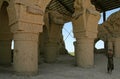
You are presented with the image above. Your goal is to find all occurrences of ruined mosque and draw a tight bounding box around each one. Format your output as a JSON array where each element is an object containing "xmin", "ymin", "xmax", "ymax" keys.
[{"xmin": 0, "ymin": 0, "xmax": 120, "ymax": 75}]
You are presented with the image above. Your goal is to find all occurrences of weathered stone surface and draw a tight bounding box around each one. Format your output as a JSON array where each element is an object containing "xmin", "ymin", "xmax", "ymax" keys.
[
  {"xmin": 98, "ymin": 10, "xmax": 120, "ymax": 57},
  {"xmin": 72, "ymin": 0, "xmax": 100, "ymax": 68},
  {"xmin": 0, "ymin": 0, "xmax": 104, "ymax": 75},
  {"xmin": 5, "ymin": 0, "xmax": 51, "ymax": 75}
]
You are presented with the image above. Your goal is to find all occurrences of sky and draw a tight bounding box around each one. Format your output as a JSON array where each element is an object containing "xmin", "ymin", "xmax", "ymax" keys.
[{"xmin": 62, "ymin": 8, "xmax": 120, "ymax": 52}]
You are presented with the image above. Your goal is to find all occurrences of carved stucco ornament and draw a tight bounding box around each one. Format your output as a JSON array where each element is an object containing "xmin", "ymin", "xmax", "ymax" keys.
[
  {"xmin": 27, "ymin": 5, "xmax": 44, "ymax": 15},
  {"xmin": 14, "ymin": 0, "xmax": 44, "ymax": 15},
  {"xmin": 98, "ymin": 10, "xmax": 120, "ymax": 40}
]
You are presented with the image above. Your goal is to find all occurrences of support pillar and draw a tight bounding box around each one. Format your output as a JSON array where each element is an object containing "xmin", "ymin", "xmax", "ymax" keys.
[
  {"xmin": 114, "ymin": 38, "xmax": 120, "ymax": 57},
  {"xmin": 44, "ymin": 23, "xmax": 62, "ymax": 63},
  {"xmin": 0, "ymin": 33, "xmax": 12, "ymax": 65},
  {"xmin": 75, "ymin": 38, "xmax": 94, "ymax": 67},
  {"xmin": 43, "ymin": 10, "xmax": 68, "ymax": 63},
  {"xmin": 13, "ymin": 32, "xmax": 39, "ymax": 74},
  {"xmin": 7, "ymin": 0, "xmax": 51, "ymax": 75},
  {"xmin": 72, "ymin": 0, "xmax": 100, "ymax": 68},
  {"xmin": 44, "ymin": 42, "xmax": 58, "ymax": 63}
]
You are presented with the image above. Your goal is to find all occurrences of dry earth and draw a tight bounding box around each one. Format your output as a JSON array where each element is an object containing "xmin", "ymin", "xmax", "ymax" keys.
[{"xmin": 0, "ymin": 54, "xmax": 120, "ymax": 79}]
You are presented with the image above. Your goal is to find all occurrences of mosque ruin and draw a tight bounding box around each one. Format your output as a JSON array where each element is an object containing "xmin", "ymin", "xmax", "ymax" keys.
[{"xmin": 0, "ymin": 0, "xmax": 120, "ymax": 75}]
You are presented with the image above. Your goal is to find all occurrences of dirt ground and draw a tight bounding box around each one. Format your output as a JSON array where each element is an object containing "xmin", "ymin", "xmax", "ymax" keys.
[{"xmin": 0, "ymin": 54, "xmax": 120, "ymax": 79}]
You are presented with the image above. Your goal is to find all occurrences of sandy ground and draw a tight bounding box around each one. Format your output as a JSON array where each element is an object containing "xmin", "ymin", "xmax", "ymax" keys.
[{"xmin": 0, "ymin": 54, "xmax": 120, "ymax": 79}]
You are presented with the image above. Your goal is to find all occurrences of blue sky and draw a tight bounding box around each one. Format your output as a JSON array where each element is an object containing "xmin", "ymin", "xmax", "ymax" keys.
[{"xmin": 62, "ymin": 8, "xmax": 120, "ymax": 52}]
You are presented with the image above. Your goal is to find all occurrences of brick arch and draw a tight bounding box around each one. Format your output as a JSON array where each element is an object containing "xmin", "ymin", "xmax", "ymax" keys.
[
  {"xmin": 107, "ymin": 10, "xmax": 120, "ymax": 35},
  {"xmin": 99, "ymin": 10, "xmax": 120, "ymax": 39}
]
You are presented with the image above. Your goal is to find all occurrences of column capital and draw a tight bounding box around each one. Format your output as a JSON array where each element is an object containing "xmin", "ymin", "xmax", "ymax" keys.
[
  {"xmin": 13, "ymin": 32, "xmax": 39, "ymax": 41},
  {"xmin": 76, "ymin": 37, "xmax": 95, "ymax": 44},
  {"xmin": 72, "ymin": 0, "xmax": 100, "ymax": 40},
  {"xmin": 10, "ymin": 22, "xmax": 41, "ymax": 41},
  {"xmin": 74, "ymin": 31, "xmax": 97, "ymax": 39},
  {"xmin": 7, "ymin": 0, "xmax": 51, "ymax": 27},
  {"xmin": 10, "ymin": 21, "xmax": 43, "ymax": 33}
]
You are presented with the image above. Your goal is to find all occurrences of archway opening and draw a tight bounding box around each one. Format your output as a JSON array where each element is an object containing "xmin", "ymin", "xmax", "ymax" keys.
[
  {"xmin": 95, "ymin": 40, "xmax": 105, "ymax": 54},
  {"xmin": 98, "ymin": 8, "xmax": 120, "ymax": 24},
  {"xmin": 62, "ymin": 22, "xmax": 76, "ymax": 56},
  {"xmin": 11, "ymin": 40, "xmax": 14, "ymax": 50},
  {"xmin": 95, "ymin": 40, "xmax": 105, "ymax": 49}
]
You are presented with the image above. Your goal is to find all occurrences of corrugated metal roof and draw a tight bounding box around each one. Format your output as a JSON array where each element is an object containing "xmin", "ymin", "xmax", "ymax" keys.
[
  {"xmin": 47, "ymin": 0, "xmax": 120, "ymax": 16},
  {"xmin": 46, "ymin": 0, "xmax": 74, "ymax": 16},
  {"xmin": 91, "ymin": 0, "xmax": 120, "ymax": 12}
]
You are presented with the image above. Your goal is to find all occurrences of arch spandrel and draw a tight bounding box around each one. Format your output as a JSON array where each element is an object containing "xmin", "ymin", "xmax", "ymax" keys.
[
  {"xmin": 7, "ymin": 0, "xmax": 52, "ymax": 33},
  {"xmin": 98, "ymin": 10, "xmax": 120, "ymax": 41},
  {"xmin": 37, "ymin": 0, "xmax": 51, "ymax": 11},
  {"xmin": 106, "ymin": 11, "xmax": 120, "ymax": 37},
  {"xmin": 107, "ymin": 10, "xmax": 120, "ymax": 22}
]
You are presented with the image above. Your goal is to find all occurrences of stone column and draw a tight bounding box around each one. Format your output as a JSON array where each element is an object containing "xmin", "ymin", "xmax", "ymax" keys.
[
  {"xmin": 114, "ymin": 38, "xmax": 120, "ymax": 57},
  {"xmin": 44, "ymin": 42, "xmax": 58, "ymax": 63},
  {"xmin": 76, "ymin": 38, "xmax": 94, "ymax": 67},
  {"xmin": 43, "ymin": 10, "xmax": 69, "ymax": 63},
  {"xmin": 13, "ymin": 31, "xmax": 39, "ymax": 74},
  {"xmin": 10, "ymin": 23, "xmax": 43, "ymax": 75},
  {"xmin": 7, "ymin": 0, "xmax": 51, "ymax": 75},
  {"xmin": 72, "ymin": 0, "xmax": 100, "ymax": 68},
  {"xmin": 0, "ymin": 33, "xmax": 12, "ymax": 65},
  {"xmin": 44, "ymin": 23, "xmax": 63, "ymax": 63}
]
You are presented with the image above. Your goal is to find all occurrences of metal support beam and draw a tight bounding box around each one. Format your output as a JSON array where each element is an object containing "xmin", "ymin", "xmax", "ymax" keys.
[{"xmin": 103, "ymin": 11, "xmax": 106, "ymax": 22}]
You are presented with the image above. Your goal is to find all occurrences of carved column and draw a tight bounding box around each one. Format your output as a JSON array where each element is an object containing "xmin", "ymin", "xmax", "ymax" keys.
[
  {"xmin": 7, "ymin": 0, "xmax": 51, "ymax": 75},
  {"xmin": 0, "ymin": 1, "xmax": 12, "ymax": 65},
  {"xmin": 43, "ymin": 11, "xmax": 69, "ymax": 63},
  {"xmin": 44, "ymin": 23, "xmax": 63, "ymax": 63},
  {"xmin": 72, "ymin": 0, "xmax": 100, "ymax": 68}
]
